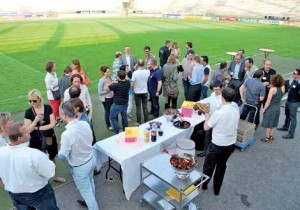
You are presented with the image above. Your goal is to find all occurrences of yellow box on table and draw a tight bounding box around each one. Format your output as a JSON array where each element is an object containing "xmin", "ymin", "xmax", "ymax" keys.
[
  {"xmin": 181, "ymin": 101, "xmax": 195, "ymax": 118},
  {"xmin": 125, "ymin": 127, "xmax": 139, "ymax": 143}
]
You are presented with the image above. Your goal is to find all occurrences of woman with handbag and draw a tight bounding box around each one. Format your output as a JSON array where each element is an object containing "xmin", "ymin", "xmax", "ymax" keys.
[
  {"xmin": 45, "ymin": 61, "xmax": 61, "ymax": 126},
  {"xmin": 162, "ymin": 54, "xmax": 181, "ymax": 109},
  {"xmin": 24, "ymin": 89, "xmax": 65, "ymax": 183}
]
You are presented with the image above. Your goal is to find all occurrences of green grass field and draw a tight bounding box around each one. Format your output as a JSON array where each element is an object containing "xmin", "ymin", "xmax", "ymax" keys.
[
  {"xmin": 1, "ymin": 17, "xmax": 300, "ymax": 113},
  {"xmin": 0, "ymin": 17, "xmax": 300, "ymax": 209}
]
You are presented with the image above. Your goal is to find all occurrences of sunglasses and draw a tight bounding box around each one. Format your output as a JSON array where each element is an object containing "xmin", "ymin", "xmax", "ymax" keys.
[{"xmin": 28, "ymin": 100, "xmax": 38, "ymax": 103}]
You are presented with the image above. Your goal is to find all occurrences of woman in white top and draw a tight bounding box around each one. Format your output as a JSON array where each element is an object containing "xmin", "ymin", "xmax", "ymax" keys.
[
  {"xmin": 45, "ymin": 61, "xmax": 60, "ymax": 123},
  {"xmin": 0, "ymin": 112, "xmax": 14, "ymax": 147},
  {"xmin": 98, "ymin": 66, "xmax": 114, "ymax": 131}
]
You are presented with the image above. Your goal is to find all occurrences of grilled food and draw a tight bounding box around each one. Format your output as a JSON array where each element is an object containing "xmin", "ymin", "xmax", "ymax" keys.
[{"xmin": 194, "ymin": 103, "xmax": 210, "ymax": 114}]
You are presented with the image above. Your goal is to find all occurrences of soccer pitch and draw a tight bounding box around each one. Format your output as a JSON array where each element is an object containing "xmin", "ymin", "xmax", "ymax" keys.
[
  {"xmin": 0, "ymin": 17, "xmax": 300, "ymax": 113},
  {"xmin": 0, "ymin": 16, "xmax": 300, "ymax": 209}
]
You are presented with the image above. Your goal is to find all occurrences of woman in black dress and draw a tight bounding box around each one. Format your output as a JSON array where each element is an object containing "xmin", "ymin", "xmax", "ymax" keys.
[{"xmin": 24, "ymin": 89, "xmax": 65, "ymax": 183}]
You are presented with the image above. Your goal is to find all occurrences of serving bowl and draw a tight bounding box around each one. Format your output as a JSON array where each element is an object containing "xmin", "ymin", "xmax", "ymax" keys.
[
  {"xmin": 170, "ymin": 154, "xmax": 198, "ymax": 179},
  {"xmin": 173, "ymin": 120, "xmax": 191, "ymax": 129},
  {"xmin": 163, "ymin": 108, "xmax": 180, "ymax": 122}
]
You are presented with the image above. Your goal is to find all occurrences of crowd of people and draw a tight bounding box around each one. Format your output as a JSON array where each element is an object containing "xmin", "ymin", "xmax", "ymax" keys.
[{"xmin": 0, "ymin": 40, "xmax": 299, "ymax": 209}]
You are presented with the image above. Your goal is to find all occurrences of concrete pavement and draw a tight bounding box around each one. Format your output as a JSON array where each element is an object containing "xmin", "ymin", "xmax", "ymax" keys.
[{"xmin": 53, "ymin": 108, "xmax": 300, "ymax": 210}]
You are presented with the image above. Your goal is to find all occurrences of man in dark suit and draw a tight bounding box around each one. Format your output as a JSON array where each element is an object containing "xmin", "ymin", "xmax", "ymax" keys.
[
  {"xmin": 159, "ymin": 40, "xmax": 171, "ymax": 68},
  {"xmin": 227, "ymin": 54, "xmax": 245, "ymax": 104},
  {"xmin": 121, "ymin": 46, "xmax": 137, "ymax": 78}
]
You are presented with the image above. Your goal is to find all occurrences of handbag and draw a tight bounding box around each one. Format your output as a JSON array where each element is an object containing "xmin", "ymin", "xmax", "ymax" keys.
[
  {"xmin": 51, "ymin": 89, "xmax": 60, "ymax": 100},
  {"xmin": 165, "ymin": 85, "xmax": 179, "ymax": 98}
]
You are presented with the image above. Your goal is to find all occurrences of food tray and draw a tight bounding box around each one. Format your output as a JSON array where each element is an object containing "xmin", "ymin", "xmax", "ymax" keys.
[{"xmin": 173, "ymin": 121, "xmax": 191, "ymax": 129}]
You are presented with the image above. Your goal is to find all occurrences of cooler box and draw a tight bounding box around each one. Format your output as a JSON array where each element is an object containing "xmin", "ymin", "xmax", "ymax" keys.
[
  {"xmin": 181, "ymin": 101, "xmax": 195, "ymax": 118},
  {"xmin": 125, "ymin": 127, "xmax": 139, "ymax": 143}
]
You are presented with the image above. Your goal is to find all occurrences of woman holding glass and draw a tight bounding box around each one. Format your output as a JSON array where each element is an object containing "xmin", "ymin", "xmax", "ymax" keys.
[{"xmin": 24, "ymin": 89, "xmax": 65, "ymax": 183}]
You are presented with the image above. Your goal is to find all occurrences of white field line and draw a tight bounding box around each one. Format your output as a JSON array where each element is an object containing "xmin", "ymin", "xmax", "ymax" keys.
[
  {"xmin": 0, "ymin": 51, "xmax": 43, "ymax": 75},
  {"xmin": 0, "ymin": 95, "xmax": 27, "ymax": 104}
]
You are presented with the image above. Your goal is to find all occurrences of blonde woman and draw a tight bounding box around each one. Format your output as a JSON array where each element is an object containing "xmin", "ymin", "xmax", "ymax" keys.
[
  {"xmin": 162, "ymin": 54, "xmax": 181, "ymax": 109},
  {"xmin": 24, "ymin": 89, "xmax": 65, "ymax": 183},
  {"xmin": 0, "ymin": 112, "xmax": 14, "ymax": 147}
]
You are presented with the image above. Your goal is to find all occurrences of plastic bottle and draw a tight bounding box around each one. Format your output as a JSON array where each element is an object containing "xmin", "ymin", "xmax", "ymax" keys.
[
  {"xmin": 144, "ymin": 128, "xmax": 150, "ymax": 143},
  {"xmin": 151, "ymin": 122, "xmax": 157, "ymax": 131},
  {"xmin": 151, "ymin": 130, "xmax": 157, "ymax": 142}
]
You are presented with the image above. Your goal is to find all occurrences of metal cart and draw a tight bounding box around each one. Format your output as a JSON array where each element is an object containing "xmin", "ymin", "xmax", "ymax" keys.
[
  {"xmin": 140, "ymin": 153, "xmax": 209, "ymax": 210},
  {"xmin": 235, "ymin": 103, "xmax": 258, "ymax": 151}
]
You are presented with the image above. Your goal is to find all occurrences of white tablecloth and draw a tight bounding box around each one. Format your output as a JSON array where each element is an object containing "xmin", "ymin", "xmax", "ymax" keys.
[{"xmin": 94, "ymin": 112, "xmax": 205, "ymax": 200}]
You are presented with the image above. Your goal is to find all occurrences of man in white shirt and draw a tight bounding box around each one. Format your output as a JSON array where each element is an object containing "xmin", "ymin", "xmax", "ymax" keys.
[
  {"xmin": 202, "ymin": 87, "xmax": 239, "ymax": 196},
  {"xmin": 197, "ymin": 80, "xmax": 223, "ymax": 157},
  {"xmin": 58, "ymin": 101, "xmax": 99, "ymax": 210},
  {"xmin": 0, "ymin": 122, "xmax": 58, "ymax": 209},
  {"xmin": 131, "ymin": 59, "xmax": 150, "ymax": 125},
  {"xmin": 181, "ymin": 50, "xmax": 195, "ymax": 100}
]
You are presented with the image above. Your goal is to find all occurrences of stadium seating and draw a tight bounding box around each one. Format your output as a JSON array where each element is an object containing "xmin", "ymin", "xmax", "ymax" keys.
[{"xmin": 132, "ymin": 0, "xmax": 300, "ymax": 20}]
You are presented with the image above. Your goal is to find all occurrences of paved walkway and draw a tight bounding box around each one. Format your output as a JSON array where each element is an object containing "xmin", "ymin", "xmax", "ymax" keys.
[{"xmin": 53, "ymin": 108, "xmax": 300, "ymax": 210}]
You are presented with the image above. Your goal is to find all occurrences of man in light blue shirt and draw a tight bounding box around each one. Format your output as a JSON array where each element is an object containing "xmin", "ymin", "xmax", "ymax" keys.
[
  {"xmin": 188, "ymin": 56, "xmax": 204, "ymax": 101},
  {"xmin": 58, "ymin": 101, "xmax": 99, "ymax": 210}
]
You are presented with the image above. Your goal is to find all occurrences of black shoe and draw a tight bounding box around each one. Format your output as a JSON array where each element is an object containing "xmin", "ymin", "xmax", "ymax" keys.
[
  {"xmin": 282, "ymin": 134, "xmax": 294, "ymax": 139},
  {"xmin": 197, "ymin": 152, "xmax": 206, "ymax": 157},
  {"xmin": 202, "ymin": 185, "xmax": 208, "ymax": 190},
  {"xmin": 77, "ymin": 199, "xmax": 87, "ymax": 207},
  {"xmin": 214, "ymin": 187, "xmax": 220, "ymax": 196},
  {"xmin": 277, "ymin": 127, "xmax": 288, "ymax": 131}
]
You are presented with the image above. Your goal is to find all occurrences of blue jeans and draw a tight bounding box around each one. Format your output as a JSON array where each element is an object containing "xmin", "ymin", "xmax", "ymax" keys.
[
  {"xmin": 201, "ymin": 86, "xmax": 208, "ymax": 99},
  {"xmin": 110, "ymin": 103, "xmax": 128, "ymax": 134},
  {"xmin": 72, "ymin": 155, "xmax": 99, "ymax": 210},
  {"xmin": 9, "ymin": 183, "xmax": 59, "ymax": 210},
  {"xmin": 283, "ymin": 101, "xmax": 300, "ymax": 136}
]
